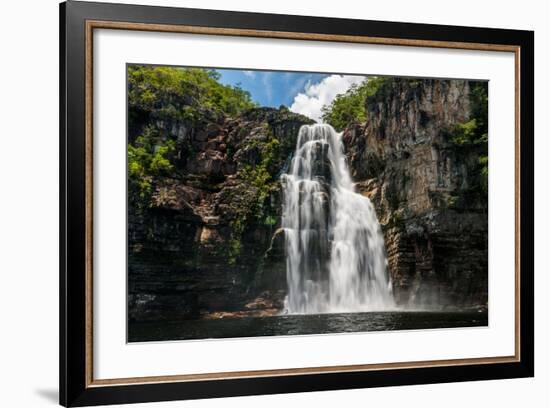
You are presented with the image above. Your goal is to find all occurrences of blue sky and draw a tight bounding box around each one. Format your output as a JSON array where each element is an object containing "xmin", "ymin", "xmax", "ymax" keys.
[
  {"xmin": 217, "ymin": 69, "xmax": 326, "ymax": 107},
  {"xmin": 216, "ymin": 68, "xmax": 367, "ymax": 122}
]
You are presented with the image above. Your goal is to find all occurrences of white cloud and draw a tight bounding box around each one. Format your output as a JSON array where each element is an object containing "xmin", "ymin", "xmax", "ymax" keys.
[
  {"xmin": 262, "ymin": 72, "xmax": 274, "ymax": 103},
  {"xmin": 243, "ymin": 70, "xmax": 256, "ymax": 79},
  {"xmin": 290, "ymin": 75, "xmax": 365, "ymax": 122}
]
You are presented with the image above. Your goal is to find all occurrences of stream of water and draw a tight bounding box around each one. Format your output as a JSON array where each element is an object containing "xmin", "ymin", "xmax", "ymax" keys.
[{"xmin": 281, "ymin": 124, "xmax": 394, "ymax": 314}]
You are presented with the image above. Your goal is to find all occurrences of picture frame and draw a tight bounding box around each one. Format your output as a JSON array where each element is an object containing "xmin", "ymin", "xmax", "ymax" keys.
[{"xmin": 60, "ymin": 0, "xmax": 534, "ymax": 406}]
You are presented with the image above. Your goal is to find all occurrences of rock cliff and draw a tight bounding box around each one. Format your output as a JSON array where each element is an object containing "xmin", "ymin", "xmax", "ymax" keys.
[
  {"xmin": 128, "ymin": 105, "xmax": 313, "ymax": 321},
  {"xmin": 342, "ymin": 78, "xmax": 488, "ymax": 308}
]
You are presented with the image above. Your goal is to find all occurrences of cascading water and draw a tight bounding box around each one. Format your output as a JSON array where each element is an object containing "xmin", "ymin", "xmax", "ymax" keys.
[{"xmin": 282, "ymin": 124, "xmax": 394, "ymax": 314}]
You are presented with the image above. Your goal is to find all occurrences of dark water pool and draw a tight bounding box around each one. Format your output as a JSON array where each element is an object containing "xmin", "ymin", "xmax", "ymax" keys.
[{"xmin": 128, "ymin": 310, "xmax": 488, "ymax": 342}]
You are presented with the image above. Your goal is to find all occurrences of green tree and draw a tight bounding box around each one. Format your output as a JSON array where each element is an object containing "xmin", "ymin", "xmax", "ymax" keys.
[
  {"xmin": 128, "ymin": 126, "xmax": 176, "ymax": 205},
  {"xmin": 321, "ymin": 77, "xmax": 389, "ymax": 131},
  {"xmin": 127, "ymin": 65, "xmax": 257, "ymax": 120}
]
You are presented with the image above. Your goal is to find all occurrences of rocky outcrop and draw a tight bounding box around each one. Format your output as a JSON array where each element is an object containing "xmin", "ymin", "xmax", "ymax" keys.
[
  {"xmin": 343, "ymin": 79, "xmax": 488, "ymax": 308},
  {"xmin": 128, "ymin": 106, "xmax": 313, "ymax": 322}
]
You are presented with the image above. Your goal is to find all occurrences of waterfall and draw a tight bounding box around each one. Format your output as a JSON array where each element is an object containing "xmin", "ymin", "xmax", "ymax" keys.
[{"xmin": 281, "ymin": 124, "xmax": 394, "ymax": 314}]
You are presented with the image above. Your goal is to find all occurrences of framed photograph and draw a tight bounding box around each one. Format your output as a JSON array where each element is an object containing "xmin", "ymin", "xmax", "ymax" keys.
[{"xmin": 60, "ymin": 1, "xmax": 534, "ymax": 406}]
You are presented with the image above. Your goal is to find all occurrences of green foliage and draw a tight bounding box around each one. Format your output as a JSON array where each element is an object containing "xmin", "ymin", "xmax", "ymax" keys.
[
  {"xmin": 442, "ymin": 82, "xmax": 489, "ymax": 211},
  {"xmin": 448, "ymin": 82, "xmax": 489, "ymax": 195},
  {"xmin": 227, "ymin": 219, "xmax": 245, "ymax": 265},
  {"xmin": 321, "ymin": 77, "xmax": 389, "ymax": 131},
  {"xmin": 263, "ymin": 215, "xmax": 277, "ymax": 227},
  {"xmin": 449, "ymin": 119, "xmax": 480, "ymax": 145},
  {"xmin": 321, "ymin": 83, "xmax": 367, "ymax": 131},
  {"xmin": 470, "ymin": 82, "xmax": 489, "ymax": 136},
  {"xmin": 240, "ymin": 137, "xmax": 281, "ymax": 215},
  {"xmin": 127, "ymin": 65, "xmax": 258, "ymax": 210},
  {"xmin": 447, "ymin": 194, "xmax": 460, "ymax": 209},
  {"xmin": 479, "ymin": 155, "xmax": 489, "ymax": 193},
  {"xmin": 449, "ymin": 83, "xmax": 488, "ymax": 147},
  {"xmin": 226, "ymin": 135, "xmax": 281, "ymax": 264},
  {"xmin": 128, "ymin": 65, "xmax": 257, "ymax": 119},
  {"xmin": 128, "ymin": 126, "xmax": 175, "ymax": 205}
]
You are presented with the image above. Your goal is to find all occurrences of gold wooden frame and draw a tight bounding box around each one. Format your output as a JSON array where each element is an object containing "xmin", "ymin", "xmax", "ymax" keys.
[{"xmin": 84, "ymin": 20, "xmax": 521, "ymax": 388}]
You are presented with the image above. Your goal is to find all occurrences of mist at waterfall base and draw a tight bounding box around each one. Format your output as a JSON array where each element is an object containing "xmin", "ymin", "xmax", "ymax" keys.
[{"xmin": 128, "ymin": 124, "xmax": 488, "ymax": 343}]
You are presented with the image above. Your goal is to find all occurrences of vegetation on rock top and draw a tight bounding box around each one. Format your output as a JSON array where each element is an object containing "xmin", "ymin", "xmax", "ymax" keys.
[
  {"xmin": 128, "ymin": 65, "xmax": 256, "ymax": 120},
  {"xmin": 321, "ymin": 77, "xmax": 389, "ymax": 131}
]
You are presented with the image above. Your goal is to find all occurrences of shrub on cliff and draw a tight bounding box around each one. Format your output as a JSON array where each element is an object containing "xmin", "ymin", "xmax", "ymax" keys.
[
  {"xmin": 321, "ymin": 77, "xmax": 388, "ymax": 131},
  {"xmin": 448, "ymin": 82, "xmax": 489, "ymax": 196},
  {"xmin": 128, "ymin": 126, "xmax": 176, "ymax": 206},
  {"xmin": 444, "ymin": 82, "xmax": 489, "ymax": 209},
  {"xmin": 128, "ymin": 65, "xmax": 257, "ymax": 120}
]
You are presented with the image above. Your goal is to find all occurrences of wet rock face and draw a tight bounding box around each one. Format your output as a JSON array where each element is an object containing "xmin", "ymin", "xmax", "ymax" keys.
[
  {"xmin": 343, "ymin": 79, "xmax": 488, "ymax": 308},
  {"xmin": 128, "ymin": 107, "xmax": 313, "ymax": 322}
]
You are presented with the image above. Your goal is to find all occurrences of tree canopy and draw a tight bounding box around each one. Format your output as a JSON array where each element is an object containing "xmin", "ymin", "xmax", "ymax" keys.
[
  {"xmin": 321, "ymin": 77, "xmax": 388, "ymax": 131},
  {"xmin": 128, "ymin": 65, "xmax": 257, "ymax": 119}
]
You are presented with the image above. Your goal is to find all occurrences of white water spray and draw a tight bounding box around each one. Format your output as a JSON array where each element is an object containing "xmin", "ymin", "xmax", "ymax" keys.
[{"xmin": 282, "ymin": 124, "xmax": 394, "ymax": 314}]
